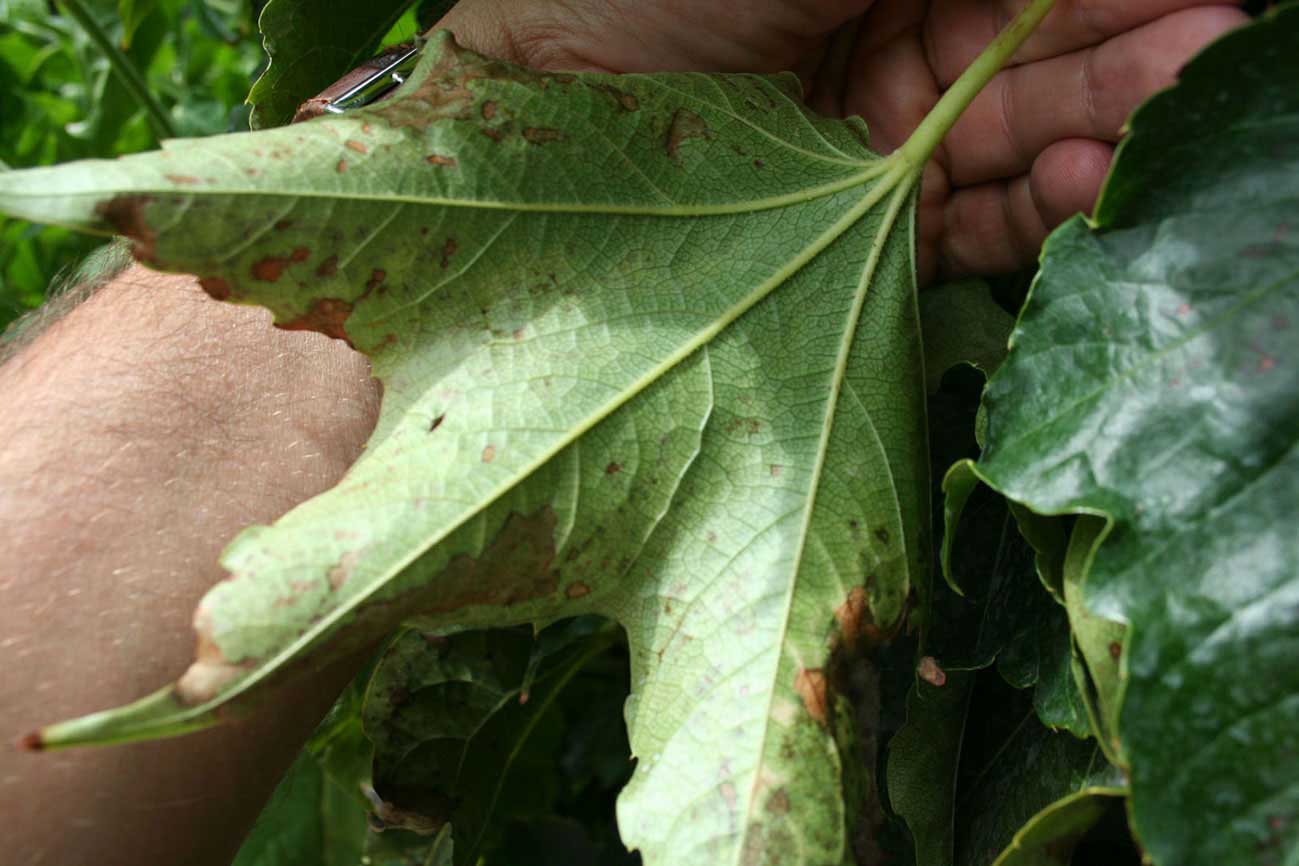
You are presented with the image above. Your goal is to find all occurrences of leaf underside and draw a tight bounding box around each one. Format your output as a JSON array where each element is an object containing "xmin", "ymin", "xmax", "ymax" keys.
[{"xmin": 0, "ymin": 32, "xmax": 932, "ymax": 865}]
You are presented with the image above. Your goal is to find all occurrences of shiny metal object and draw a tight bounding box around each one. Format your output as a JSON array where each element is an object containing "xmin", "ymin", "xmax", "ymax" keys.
[{"xmin": 322, "ymin": 42, "xmax": 422, "ymax": 114}]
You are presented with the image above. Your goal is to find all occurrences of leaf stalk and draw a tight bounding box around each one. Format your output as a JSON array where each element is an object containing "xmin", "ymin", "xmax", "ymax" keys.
[{"xmin": 894, "ymin": 0, "xmax": 1057, "ymax": 171}]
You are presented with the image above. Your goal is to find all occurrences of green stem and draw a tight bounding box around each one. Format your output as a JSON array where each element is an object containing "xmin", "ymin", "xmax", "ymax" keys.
[
  {"xmin": 58, "ymin": 0, "xmax": 178, "ymax": 141},
  {"xmin": 895, "ymin": 0, "xmax": 1057, "ymax": 170}
]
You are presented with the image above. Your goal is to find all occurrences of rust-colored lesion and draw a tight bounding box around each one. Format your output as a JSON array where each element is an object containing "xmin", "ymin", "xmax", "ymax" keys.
[
  {"xmin": 96, "ymin": 195, "xmax": 157, "ymax": 262},
  {"xmin": 794, "ymin": 667, "xmax": 829, "ymax": 727},
  {"xmin": 666, "ymin": 108, "xmax": 711, "ymax": 160},
  {"xmin": 277, "ymin": 297, "xmax": 355, "ymax": 344},
  {"xmin": 523, "ymin": 127, "xmax": 565, "ymax": 145}
]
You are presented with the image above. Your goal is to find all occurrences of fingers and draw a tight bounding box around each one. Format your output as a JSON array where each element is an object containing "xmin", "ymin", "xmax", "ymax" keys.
[
  {"xmin": 924, "ymin": 0, "xmax": 1246, "ymax": 86},
  {"xmin": 941, "ymin": 5, "xmax": 1247, "ymax": 185},
  {"xmin": 938, "ymin": 138, "xmax": 1113, "ymax": 277}
]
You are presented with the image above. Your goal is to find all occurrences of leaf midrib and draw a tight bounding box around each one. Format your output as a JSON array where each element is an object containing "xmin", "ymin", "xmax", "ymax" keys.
[{"xmin": 0, "ymin": 161, "xmax": 890, "ymax": 219}]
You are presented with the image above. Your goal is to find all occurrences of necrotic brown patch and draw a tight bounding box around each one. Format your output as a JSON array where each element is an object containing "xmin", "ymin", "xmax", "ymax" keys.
[
  {"xmin": 198, "ymin": 276, "xmax": 231, "ymax": 300},
  {"xmin": 278, "ymin": 297, "xmax": 355, "ymax": 344},
  {"xmin": 794, "ymin": 668, "xmax": 828, "ymax": 727}
]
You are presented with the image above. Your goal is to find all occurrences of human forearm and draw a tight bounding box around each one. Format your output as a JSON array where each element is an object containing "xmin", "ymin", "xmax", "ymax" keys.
[{"xmin": 0, "ymin": 265, "xmax": 379, "ymax": 866}]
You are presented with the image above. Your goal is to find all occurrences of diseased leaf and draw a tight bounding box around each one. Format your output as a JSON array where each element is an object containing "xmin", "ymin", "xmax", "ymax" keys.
[
  {"xmin": 247, "ymin": 0, "xmax": 414, "ymax": 129},
  {"xmin": 974, "ymin": 8, "xmax": 1299, "ymax": 865},
  {"xmin": 0, "ymin": 6, "xmax": 1060, "ymax": 862}
]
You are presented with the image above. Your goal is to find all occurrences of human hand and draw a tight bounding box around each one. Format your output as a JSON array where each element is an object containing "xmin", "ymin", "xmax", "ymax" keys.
[{"xmin": 439, "ymin": 0, "xmax": 1247, "ymax": 284}]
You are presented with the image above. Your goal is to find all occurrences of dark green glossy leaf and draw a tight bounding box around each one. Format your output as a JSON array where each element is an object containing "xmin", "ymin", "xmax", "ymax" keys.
[{"xmin": 976, "ymin": 9, "xmax": 1299, "ymax": 864}]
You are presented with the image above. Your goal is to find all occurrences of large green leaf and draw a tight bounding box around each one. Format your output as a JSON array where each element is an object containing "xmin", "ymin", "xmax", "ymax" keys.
[
  {"xmin": 246, "ymin": 0, "xmax": 413, "ymax": 129},
  {"xmin": 974, "ymin": 8, "xmax": 1299, "ymax": 865},
  {"xmin": 0, "ymin": 5, "xmax": 1058, "ymax": 862}
]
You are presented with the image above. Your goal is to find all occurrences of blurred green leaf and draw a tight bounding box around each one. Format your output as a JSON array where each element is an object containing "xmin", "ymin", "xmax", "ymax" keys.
[
  {"xmin": 0, "ymin": 0, "xmax": 260, "ymax": 326},
  {"xmin": 117, "ymin": 0, "xmax": 159, "ymax": 49}
]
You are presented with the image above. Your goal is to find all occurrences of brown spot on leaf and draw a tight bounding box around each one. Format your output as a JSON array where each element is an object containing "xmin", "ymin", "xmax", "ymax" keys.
[
  {"xmin": 605, "ymin": 462, "xmax": 622, "ymax": 476},
  {"xmin": 252, "ymin": 257, "xmax": 287, "ymax": 282},
  {"xmin": 429, "ymin": 413, "xmax": 445, "ymax": 432},
  {"xmin": 523, "ymin": 127, "xmax": 565, "ymax": 145},
  {"xmin": 440, "ymin": 237, "xmax": 459, "ymax": 269},
  {"xmin": 328, "ymin": 551, "xmax": 361, "ymax": 591},
  {"xmin": 481, "ymin": 127, "xmax": 504, "ymax": 142},
  {"xmin": 770, "ymin": 464, "xmax": 782, "ymax": 477},
  {"xmin": 481, "ymin": 100, "xmax": 498, "ymax": 120},
  {"xmin": 592, "ymin": 83, "xmax": 639, "ymax": 111},
  {"xmin": 278, "ymin": 298, "xmax": 355, "ymax": 344},
  {"xmin": 426, "ymin": 153, "xmax": 458, "ymax": 167},
  {"xmin": 345, "ymin": 139, "xmax": 368, "ymax": 154},
  {"xmin": 874, "ymin": 527, "xmax": 890, "ymax": 545},
  {"xmin": 198, "ymin": 276, "xmax": 231, "ymax": 301},
  {"xmin": 794, "ymin": 668, "xmax": 828, "ymax": 727},
  {"xmin": 765, "ymin": 788, "xmax": 790, "ymax": 816},
  {"xmin": 482, "ymin": 444, "xmax": 496, "ymax": 463},
  {"xmin": 316, "ymin": 255, "xmax": 339, "ymax": 278},
  {"xmin": 565, "ymin": 581, "xmax": 590, "ymax": 599},
  {"xmin": 96, "ymin": 196, "xmax": 157, "ymax": 261},
  {"xmin": 336, "ymin": 159, "xmax": 348, "ymax": 174},
  {"xmin": 834, "ymin": 587, "xmax": 882, "ymax": 648},
  {"xmin": 1260, "ymin": 356, "xmax": 1277, "ymax": 372},
  {"xmin": 666, "ymin": 108, "xmax": 711, "ymax": 160},
  {"xmin": 367, "ymin": 269, "xmax": 386, "ymax": 291},
  {"xmin": 252, "ymin": 250, "xmax": 305, "ymax": 282},
  {"xmin": 917, "ymin": 656, "xmax": 947, "ymax": 687},
  {"xmin": 164, "ymin": 174, "xmax": 200, "ymax": 185},
  {"xmin": 1108, "ymin": 641, "xmax": 1122, "ymax": 661},
  {"xmin": 753, "ymin": 159, "xmax": 764, "ymax": 169},
  {"xmin": 274, "ymin": 219, "xmax": 294, "ymax": 231},
  {"xmin": 18, "ymin": 731, "xmax": 44, "ymax": 752},
  {"xmin": 720, "ymin": 781, "xmax": 738, "ymax": 813}
]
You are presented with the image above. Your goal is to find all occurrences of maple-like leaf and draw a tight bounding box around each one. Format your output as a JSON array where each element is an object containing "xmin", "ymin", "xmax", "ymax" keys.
[{"xmin": 0, "ymin": 5, "xmax": 1056, "ymax": 862}]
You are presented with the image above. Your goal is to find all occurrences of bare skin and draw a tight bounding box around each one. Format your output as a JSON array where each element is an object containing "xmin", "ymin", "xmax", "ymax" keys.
[{"xmin": 0, "ymin": 2, "xmax": 1245, "ymax": 864}]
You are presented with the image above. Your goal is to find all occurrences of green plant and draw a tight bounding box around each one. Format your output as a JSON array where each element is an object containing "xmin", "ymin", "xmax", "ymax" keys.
[{"xmin": 1, "ymin": 1, "xmax": 1295, "ymax": 865}]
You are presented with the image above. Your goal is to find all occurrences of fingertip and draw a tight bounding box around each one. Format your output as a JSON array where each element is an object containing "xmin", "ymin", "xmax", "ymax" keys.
[{"xmin": 1029, "ymin": 138, "xmax": 1114, "ymax": 228}]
